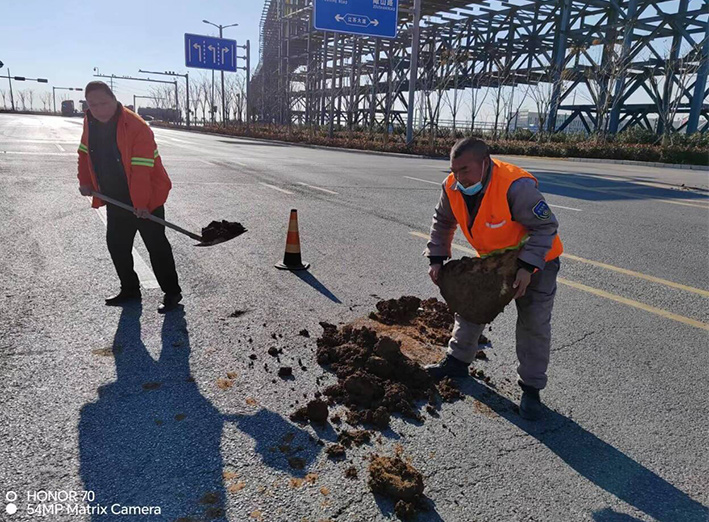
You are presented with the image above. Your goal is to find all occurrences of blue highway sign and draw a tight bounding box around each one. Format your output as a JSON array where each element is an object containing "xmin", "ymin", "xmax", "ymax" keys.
[
  {"xmin": 313, "ymin": 0, "xmax": 399, "ymax": 38},
  {"xmin": 185, "ymin": 33, "xmax": 237, "ymax": 72}
]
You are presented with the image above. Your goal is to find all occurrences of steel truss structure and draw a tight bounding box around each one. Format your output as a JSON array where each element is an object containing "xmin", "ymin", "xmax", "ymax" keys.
[{"xmin": 252, "ymin": 0, "xmax": 709, "ymax": 137}]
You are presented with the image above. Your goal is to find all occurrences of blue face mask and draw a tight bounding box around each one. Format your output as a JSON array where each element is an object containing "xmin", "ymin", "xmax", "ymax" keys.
[{"xmin": 456, "ymin": 181, "xmax": 482, "ymax": 196}]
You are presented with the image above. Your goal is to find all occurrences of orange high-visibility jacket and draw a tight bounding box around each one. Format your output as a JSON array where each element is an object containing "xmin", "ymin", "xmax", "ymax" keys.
[
  {"xmin": 77, "ymin": 106, "xmax": 172, "ymax": 211},
  {"xmin": 444, "ymin": 159, "xmax": 563, "ymax": 261}
]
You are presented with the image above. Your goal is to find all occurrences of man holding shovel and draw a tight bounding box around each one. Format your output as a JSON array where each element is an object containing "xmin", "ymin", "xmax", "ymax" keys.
[
  {"xmin": 424, "ymin": 138, "xmax": 563, "ymax": 420},
  {"xmin": 77, "ymin": 81, "xmax": 182, "ymax": 313}
]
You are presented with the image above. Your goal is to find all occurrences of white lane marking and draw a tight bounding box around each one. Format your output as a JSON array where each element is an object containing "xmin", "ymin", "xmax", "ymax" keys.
[
  {"xmin": 94, "ymin": 207, "xmax": 160, "ymax": 290},
  {"xmin": 548, "ymin": 204, "xmax": 582, "ymax": 211},
  {"xmin": 403, "ymin": 176, "xmax": 439, "ymax": 185},
  {"xmin": 296, "ymin": 182, "xmax": 338, "ymax": 195},
  {"xmin": 1, "ymin": 151, "xmax": 74, "ymax": 156},
  {"xmin": 54, "ymin": 143, "xmax": 66, "ymax": 152},
  {"xmin": 197, "ymin": 159, "xmax": 216, "ymax": 166},
  {"xmin": 259, "ymin": 182, "xmax": 294, "ymax": 195}
]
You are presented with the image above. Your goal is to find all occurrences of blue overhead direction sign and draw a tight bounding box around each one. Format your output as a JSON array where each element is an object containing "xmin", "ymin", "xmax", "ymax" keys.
[
  {"xmin": 185, "ymin": 33, "xmax": 238, "ymax": 72},
  {"xmin": 313, "ymin": 0, "xmax": 399, "ymax": 39}
]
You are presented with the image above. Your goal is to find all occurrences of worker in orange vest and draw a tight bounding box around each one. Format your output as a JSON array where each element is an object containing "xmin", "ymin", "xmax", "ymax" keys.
[
  {"xmin": 77, "ymin": 81, "xmax": 182, "ymax": 313},
  {"xmin": 424, "ymin": 138, "xmax": 562, "ymax": 421}
]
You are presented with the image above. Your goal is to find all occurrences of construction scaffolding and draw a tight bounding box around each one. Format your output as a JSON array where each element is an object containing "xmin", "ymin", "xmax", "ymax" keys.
[{"xmin": 251, "ymin": 0, "xmax": 709, "ymax": 139}]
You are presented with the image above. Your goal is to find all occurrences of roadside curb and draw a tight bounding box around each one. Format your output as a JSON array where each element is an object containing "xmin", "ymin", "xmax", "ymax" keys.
[{"xmin": 153, "ymin": 124, "xmax": 709, "ymax": 176}]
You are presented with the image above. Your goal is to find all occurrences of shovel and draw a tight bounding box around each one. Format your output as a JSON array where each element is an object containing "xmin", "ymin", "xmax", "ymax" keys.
[{"xmin": 91, "ymin": 191, "xmax": 246, "ymax": 246}]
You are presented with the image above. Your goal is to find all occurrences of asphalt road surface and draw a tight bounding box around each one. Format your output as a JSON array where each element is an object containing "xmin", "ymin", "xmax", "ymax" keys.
[{"xmin": 1, "ymin": 113, "xmax": 707, "ymax": 522}]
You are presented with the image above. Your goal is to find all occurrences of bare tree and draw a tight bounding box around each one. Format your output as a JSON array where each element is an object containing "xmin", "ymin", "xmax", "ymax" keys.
[
  {"xmin": 199, "ymin": 76, "xmax": 211, "ymax": 124},
  {"xmin": 17, "ymin": 89, "xmax": 27, "ymax": 110},
  {"xmin": 27, "ymin": 89, "xmax": 35, "ymax": 111},
  {"xmin": 502, "ymin": 72, "xmax": 533, "ymax": 137},
  {"xmin": 0, "ymin": 89, "xmax": 7, "ymax": 109},
  {"xmin": 227, "ymin": 74, "xmax": 246, "ymax": 122},
  {"xmin": 580, "ymin": 41, "xmax": 632, "ymax": 139},
  {"xmin": 40, "ymin": 92, "xmax": 52, "ymax": 112},
  {"xmin": 464, "ymin": 64, "xmax": 492, "ymax": 134},
  {"xmin": 647, "ymin": 41, "xmax": 706, "ymax": 144}
]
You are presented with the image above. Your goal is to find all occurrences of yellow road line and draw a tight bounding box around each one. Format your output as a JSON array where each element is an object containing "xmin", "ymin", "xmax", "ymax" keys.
[
  {"xmin": 557, "ymin": 277, "xmax": 709, "ymax": 331},
  {"xmin": 410, "ymin": 231, "xmax": 709, "ymax": 330},
  {"xmin": 560, "ymin": 253, "xmax": 709, "ymax": 298},
  {"xmin": 409, "ymin": 231, "xmax": 708, "ymax": 298},
  {"xmin": 538, "ymin": 178, "xmax": 709, "ymax": 209}
]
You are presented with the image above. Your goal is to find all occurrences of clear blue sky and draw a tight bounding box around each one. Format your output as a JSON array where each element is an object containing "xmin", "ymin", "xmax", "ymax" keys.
[{"xmin": 1, "ymin": 0, "xmax": 263, "ymax": 106}]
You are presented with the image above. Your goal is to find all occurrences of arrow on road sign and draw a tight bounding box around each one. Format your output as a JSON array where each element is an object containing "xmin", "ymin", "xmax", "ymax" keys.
[
  {"xmin": 335, "ymin": 14, "xmax": 344, "ymax": 22},
  {"xmin": 371, "ymin": 19, "xmax": 379, "ymax": 26},
  {"xmin": 221, "ymin": 47, "xmax": 229, "ymax": 63},
  {"xmin": 207, "ymin": 45, "xmax": 216, "ymax": 62}
]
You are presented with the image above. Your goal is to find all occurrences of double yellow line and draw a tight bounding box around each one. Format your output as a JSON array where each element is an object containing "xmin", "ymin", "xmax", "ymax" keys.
[{"xmin": 409, "ymin": 231, "xmax": 709, "ymax": 331}]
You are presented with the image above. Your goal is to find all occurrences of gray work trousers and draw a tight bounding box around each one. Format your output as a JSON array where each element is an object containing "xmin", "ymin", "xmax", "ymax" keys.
[{"xmin": 447, "ymin": 257, "xmax": 560, "ymax": 390}]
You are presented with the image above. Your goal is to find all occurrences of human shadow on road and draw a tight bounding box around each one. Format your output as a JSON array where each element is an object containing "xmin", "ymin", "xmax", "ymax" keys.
[
  {"xmin": 531, "ymin": 170, "xmax": 709, "ymax": 204},
  {"xmin": 79, "ymin": 305, "xmax": 319, "ymax": 521},
  {"xmin": 293, "ymin": 270, "xmax": 343, "ymax": 303},
  {"xmin": 373, "ymin": 493, "xmax": 445, "ymax": 521},
  {"xmin": 457, "ymin": 378, "xmax": 709, "ymax": 522}
]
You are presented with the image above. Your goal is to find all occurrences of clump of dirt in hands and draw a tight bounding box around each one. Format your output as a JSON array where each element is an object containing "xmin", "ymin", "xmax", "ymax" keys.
[
  {"xmin": 438, "ymin": 248, "xmax": 520, "ymax": 324},
  {"xmin": 200, "ymin": 220, "xmax": 246, "ymax": 244},
  {"xmin": 369, "ymin": 454, "xmax": 427, "ymax": 520}
]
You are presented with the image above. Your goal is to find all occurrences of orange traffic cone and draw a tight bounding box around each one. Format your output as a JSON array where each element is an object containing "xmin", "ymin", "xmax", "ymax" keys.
[{"xmin": 275, "ymin": 209, "xmax": 310, "ymax": 271}]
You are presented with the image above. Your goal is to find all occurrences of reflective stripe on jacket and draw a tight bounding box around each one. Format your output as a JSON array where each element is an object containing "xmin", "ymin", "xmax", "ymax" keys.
[
  {"xmin": 443, "ymin": 159, "xmax": 563, "ymax": 261},
  {"xmin": 77, "ymin": 106, "xmax": 171, "ymax": 211}
]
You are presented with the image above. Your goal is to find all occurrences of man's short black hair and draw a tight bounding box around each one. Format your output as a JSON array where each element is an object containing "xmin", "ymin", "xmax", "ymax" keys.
[
  {"xmin": 84, "ymin": 81, "xmax": 116, "ymax": 99},
  {"xmin": 450, "ymin": 137, "xmax": 489, "ymax": 161}
]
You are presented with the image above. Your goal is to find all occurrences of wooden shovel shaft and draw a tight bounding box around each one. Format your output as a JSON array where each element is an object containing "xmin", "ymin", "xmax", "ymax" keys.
[{"xmin": 91, "ymin": 191, "xmax": 203, "ymax": 242}]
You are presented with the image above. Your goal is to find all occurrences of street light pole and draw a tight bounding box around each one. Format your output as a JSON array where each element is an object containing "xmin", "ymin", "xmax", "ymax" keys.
[
  {"xmin": 203, "ymin": 20, "xmax": 238, "ymax": 125},
  {"xmin": 6, "ymin": 69, "xmax": 15, "ymax": 111}
]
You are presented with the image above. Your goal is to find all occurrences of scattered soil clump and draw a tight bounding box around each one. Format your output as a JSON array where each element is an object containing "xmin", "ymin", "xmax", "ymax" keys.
[
  {"xmin": 345, "ymin": 467, "xmax": 358, "ymax": 479},
  {"xmin": 290, "ymin": 399, "xmax": 329, "ymax": 424},
  {"xmin": 438, "ymin": 248, "xmax": 519, "ymax": 324},
  {"xmin": 338, "ymin": 429, "xmax": 371, "ymax": 447},
  {"xmin": 200, "ymin": 220, "xmax": 246, "ymax": 244},
  {"xmin": 369, "ymin": 454, "xmax": 427, "ymax": 520},
  {"xmin": 278, "ymin": 367, "xmax": 293, "ymax": 378},
  {"xmin": 436, "ymin": 378, "xmax": 463, "ymax": 402},
  {"xmin": 326, "ymin": 444, "xmax": 346, "ymax": 459}
]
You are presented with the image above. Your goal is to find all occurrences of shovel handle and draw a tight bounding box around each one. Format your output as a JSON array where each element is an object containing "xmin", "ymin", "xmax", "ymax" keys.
[{"xmin": 91, "ymin": 191, "xmax": 203, "ymax": 242}]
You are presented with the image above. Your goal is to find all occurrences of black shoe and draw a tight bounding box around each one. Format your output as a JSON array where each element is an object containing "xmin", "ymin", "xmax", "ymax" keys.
[
  {"xmin": 158, "ymin": 293, "xmax": 182, "ymax": 313},
  {"xmin": 105, "ymin": 290, "xmax": 142, "ymax": 306},
  {"xmin": 424, "ymin": 354, "xmax": 470, "ymax": 380},
  {"xmin": 519, "ymin": 383, "xmax": 544, "ymax": 421}
]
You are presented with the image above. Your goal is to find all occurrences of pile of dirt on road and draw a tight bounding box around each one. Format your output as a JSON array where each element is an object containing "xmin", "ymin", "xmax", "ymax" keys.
[
  {"xmin": 352, "ymin": 296, "xmax": 454, "ymax": 367},
  {"xmin": 200, "ymin": 220, "xmax": 247, "ymax": 244},
  {"xmin": 368, "ymin": 454, "xmax": 427, "ymax": 520},
  {"xmin": 438, "ymin": 248, "xmax": 519, "ymax": 324},
  {"xmin": 316, "ymin": 322, "xmax": 460, "ymax": 429}
]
